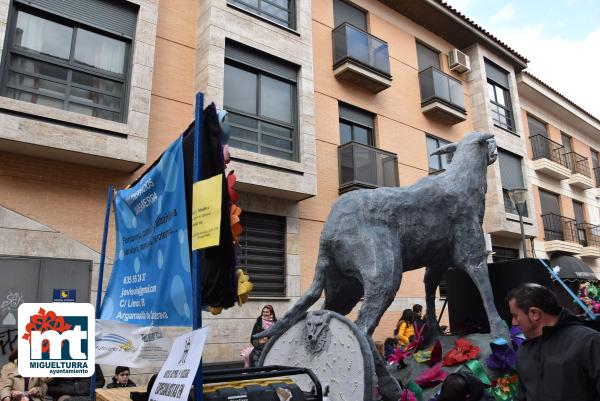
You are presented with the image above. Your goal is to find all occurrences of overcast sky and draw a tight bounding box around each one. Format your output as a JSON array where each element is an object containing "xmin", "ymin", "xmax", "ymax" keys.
[{"xmin": 443, "ymin": 0, "xmax": 600, "ymax": 119}]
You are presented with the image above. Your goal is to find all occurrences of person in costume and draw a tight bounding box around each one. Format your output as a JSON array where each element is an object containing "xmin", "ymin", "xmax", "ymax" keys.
[
  {"xmin": 240, "ymin": 305, "xmax": 277, "ymax": 367},
  {"xmin": 508, "ymin": 283, "xmax": 600, "ymax": 401},
  {"xmin": 394, "ymin": 309, "xmax": 415, "ymax": 346}
]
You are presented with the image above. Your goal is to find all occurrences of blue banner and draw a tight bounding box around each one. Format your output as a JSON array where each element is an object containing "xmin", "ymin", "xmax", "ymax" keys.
[{"xmin": 100, "ymin": 138, "xmax": 192, "ymax": 326}]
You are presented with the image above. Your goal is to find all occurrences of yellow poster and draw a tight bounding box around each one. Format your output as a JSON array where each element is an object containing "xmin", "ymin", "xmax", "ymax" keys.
[{"xmin": 191, "ymin": 173, "xmax": 222, "ymax": 250}]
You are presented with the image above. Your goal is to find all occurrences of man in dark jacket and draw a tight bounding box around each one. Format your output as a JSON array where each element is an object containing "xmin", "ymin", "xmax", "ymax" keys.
[{"xmin": 508, "ymin": 283, "xmax": 600, "ymax": 401}]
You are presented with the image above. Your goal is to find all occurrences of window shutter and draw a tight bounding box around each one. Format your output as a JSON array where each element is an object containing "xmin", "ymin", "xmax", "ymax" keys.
[
  {"xmin": 238, "ymin": 212, "xmax": 286, "ymax": 297},
  {"xmin": 225, "ymin": 40, "xmax": 298, "ymax": 82},
  {"xmin": 527, "ymin": 115, "xmax": 547, "ymax": 137},
  {"xmin": 498, "ymin": 149, "xmax": 524, "ymax": 189},
  {"xmin": 485, "ymin": 59, "xmax": 509, "ymax": 88},
  {"xmin": 15, "ymin": 0, "xmax": 138, "ymax": 39},
  {"xmin": 338, "ymin": 102, "xmax": 374, "ymax": 128}
]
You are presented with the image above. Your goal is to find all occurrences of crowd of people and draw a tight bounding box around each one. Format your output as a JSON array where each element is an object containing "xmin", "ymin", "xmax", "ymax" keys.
[{"xmin": 0, "ymin": 363, "xmax": 136, "ymax": 401}]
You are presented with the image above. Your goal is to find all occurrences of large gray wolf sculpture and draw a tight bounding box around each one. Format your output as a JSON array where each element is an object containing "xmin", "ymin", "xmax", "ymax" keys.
[{"xmin": 255, "ymin": 132, "xmax": 507, "ymax": 401}]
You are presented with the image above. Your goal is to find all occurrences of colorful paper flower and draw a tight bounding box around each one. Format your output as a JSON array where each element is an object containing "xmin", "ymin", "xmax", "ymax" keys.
[
  {"xmin": 490, "ymin": 374, "xmax": 518, "ymax": 401},
  {"xmin": 416, "ymin": 362, "xmax": 448, "ymax": 388},
  {"xmin": 442, "ymin": 339, "xmax": 480, "ymax": 366},
  {"xmin": 486, "ymin": 338, "xmax": 516, "ymax": 370}
]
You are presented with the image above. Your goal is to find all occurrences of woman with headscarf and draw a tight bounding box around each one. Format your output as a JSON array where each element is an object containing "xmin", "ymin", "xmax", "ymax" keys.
[{"xmin": 240, "ymin": 305, "xmax": 277, "ymax": 367}]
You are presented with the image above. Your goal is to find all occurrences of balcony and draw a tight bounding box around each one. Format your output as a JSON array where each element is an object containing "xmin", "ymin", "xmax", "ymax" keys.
[
  {"xmin": 529, "ymin": 135, "xmax": 571, "ymax": 180},
  {"xmin": 577, "ymin": 222, "xmax": 600, "ymax": 259},
  {"xmin": 564, "ymin": 152, "xmax": 593, "ymax": 189},
  {"xmin": 541, "ymin": 213, "xmax": 583, "ymax": 254},
  {"xmin": 332, "ymin": 23, "xmax": 392, "ymax": 93},
  {"xmin": 418, "ymin": 67, "xmax": 466, "ymax": 125},
  {"xmin": 338, "ymin": 141, "xmax": 399, "ymax": 193}
]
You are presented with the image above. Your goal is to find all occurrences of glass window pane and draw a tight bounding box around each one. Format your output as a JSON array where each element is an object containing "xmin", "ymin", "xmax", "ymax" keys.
[
  {"xmin": 67, "ymin": 102, "xmax": 119, "ymax": 121},
  {"xmin": 10, "ymin": 56, "xmax": 68, "ymax": 80},
  {"xmin": 237, "ymin": 0, "xmax": 259, "ymax": 6},
  {"xmin": 261, "ymin": 2, "xmax": 288, "ymax": 20},
  {"xmin": 495, "ymin": 86, "xmax": 506, "ymax": 106},
  {"xmin": 224, "ymin": 64, "xmax": 257, "ymax": 115},
  {"xmin": 70, "ymin": 87, "xmax": 121, "ymax": 109},
  {"xmin": 262, "ymin": 134, "xmax": 293, "ymax": 150},
  {"xmin": 229, "ymin": 112, "xmax": 259, "ymax": 129},
  {"xmin": 353, "ymin": 126, "xmax": 369, "ymax": 145},
  {"xmin": 72, "ymin": 71, "xmax": 123, "ymax": 96},
  {"xmin": 230, "ymin": 125, "xmax": 258, "ymax": 142},
  {"xmin": 416, "ymin": 42, "xmax": 440, "ymax": 71},
  {"xmin": 262, "ymin": 122, "xmax": 292, "ymax": 138},
  {"xmin": 74, "ymin": 29, "xmax": 126, "ymax": 74},
  {"xmin": 15, "ymin": 11, "xmax": 72, "ymax": 60},
  {"xmin": 340, "ymin": 122, "xmax": 352, "ymax": 144},
  {"xmin": 229, "ymin": 138, "xmax": 258, "ymax": 153},
  {"xmin": 260, "ymin": 75, "xmax": 292, "ymax": 123},
  {"xmin": 487, "ymin": 82, "xmax": 495, "ymax": 101},
  {"xmin": 6, "ymin": 88, "xmax": 63, "ymax": 109},
  {"xmin": 262, "ymin": 146, "xmax": 293, "ymax": 160},
  {"xmin": 7, "ymin": 72, "xmax": 66, "ymax": 98}
]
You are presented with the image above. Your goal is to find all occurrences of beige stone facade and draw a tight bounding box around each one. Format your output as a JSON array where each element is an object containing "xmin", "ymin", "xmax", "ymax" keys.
[{"xmin": 517, "ymin": 72, "xmax": 600, "ymax": 276}]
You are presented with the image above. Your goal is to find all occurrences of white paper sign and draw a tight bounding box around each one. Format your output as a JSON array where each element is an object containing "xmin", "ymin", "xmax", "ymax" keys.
[
  {"xmin": 95, "ymin": 320, "xmax": 175, "ymax": 368},
  {"xmin": 149, "ymin": 327, "xmax": 209, "ymax": 401}
]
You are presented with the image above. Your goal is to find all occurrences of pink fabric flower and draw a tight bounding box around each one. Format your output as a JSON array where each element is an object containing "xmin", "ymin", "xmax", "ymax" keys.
[{"xmin": 416, "ymin": 362, "xmax": 448, "ymax": 388}]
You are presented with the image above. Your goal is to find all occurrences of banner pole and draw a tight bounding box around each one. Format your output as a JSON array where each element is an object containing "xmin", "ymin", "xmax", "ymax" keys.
[
  {"xmin": 192, "ymin": 92, "xmax": 205, "ymax": 401},
  {"xmin": 91, "ymin": 185, "xmax": 113, "ymax": 399}
]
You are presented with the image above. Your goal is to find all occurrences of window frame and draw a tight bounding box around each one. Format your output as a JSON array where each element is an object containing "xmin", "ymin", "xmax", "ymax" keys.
[
  {"xmin": 498, "ymin": 149, "xmax": 528, "ymax": 217},
  {"xmin": 223, "ymin": 58, "xmax": 299, "ymax": 161},
  {"xmin": 415, "ymin": 41, "xmax": 440, "ymax": 72},
  {"xmin": 487, "ymin": 79, "xmax": 514, "ymax": 133},
  {"xmin": 227, "ymin": 0, "xmax": 296, "ymax": 30},
  {"xmin": 237, "ymin": 211, "xmax": 287, "ymax": 298},
  {"xmin": 426, "ymin": 134, "xmax": 452, "ymax": 173},
  {"xmin": 338, "ymin": 102, "xmax": 375, "ymax": 146},
  {"xmin": 0, "ymin": 3, "xmax": 133, "ymax": 123},
  {"xmin": 333, "ymin": 0, "xmax": 367, "ymax": 31}
]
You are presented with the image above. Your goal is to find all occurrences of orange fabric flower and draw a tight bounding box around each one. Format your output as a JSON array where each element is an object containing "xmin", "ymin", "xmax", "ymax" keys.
[
  {"xmin": 230, "ymin": 204, "xmax": 242, "ymax": 241},
  {"xmin": 442, "ymin": 339, "xmax": 480, "ymax": 366}
]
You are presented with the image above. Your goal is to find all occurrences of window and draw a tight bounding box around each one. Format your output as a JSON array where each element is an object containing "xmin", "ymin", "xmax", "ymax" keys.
[
  {"xmin": 416, "ymin": 42, "xmax": 440, "ymax": 72},
  {"xmin": 238, "ymin": 212, "xmax": 286, "ymax": 297},
  {"xmin": 426, "ymin": 135, "xmax": 451, "ymax": 173},
  {"xmin": 485, "ymin": 60, "xmax": 514, "ymax": 132},
  {"xmin": 1, "ymin": 3, "xmax": 136, "ymax": 122},
  {"xmin": 227, "ymin": 0, "xmax": 295, "ymax": 29},
  {"xmin": 333, "ymin": 0, "xmax": 367, "ymax": 30},
  {"xmin": 339, "ymin": 103, "xmax": 374, "ymax": 145},
  {"xmin": 223, "ymin": 41, "xmax": 298, "ymax": 161},
  {"xmin": 498, "ymin": 149, "xmax": 528, "ymax": 216},
  {"xmin": 561, "ymin": 132, "xmax": 573, "ymax": 153},
  {"xmin": 527, "ymin": 115, "xmax": 547, "ymax": 137},
  {"xmin": 492, "ymin": 247, "xmax": 519, "ymax": 263},
  {"xmin": 573, "ymin": 200, "xmax": 587, "ymax": 246}
]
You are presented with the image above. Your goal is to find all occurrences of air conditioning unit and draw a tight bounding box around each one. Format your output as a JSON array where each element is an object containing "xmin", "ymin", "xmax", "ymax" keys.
[{"xmin": 449, "ymin": 49, "xmax": 470, "ymax": 73}]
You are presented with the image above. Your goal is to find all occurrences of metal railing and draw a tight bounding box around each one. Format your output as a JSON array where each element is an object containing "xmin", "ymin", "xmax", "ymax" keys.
[
  {"xmin": 332, "ymin": 22, "xmax": 391, "ymax": 77},
  {"xmin": 576, "ymin": 222, "xmax": 600, "ymax": 247},
  {"xmin": 541, "ymin": 213, "xmax": 579, "ymax": 243},
  {"xmin": 418, "ymin": 66, "xmax": 465, "ymax": 111},
  {"xmin": 338, "ymin": 141, "xmax": 399, "ymax": 192},
  {"xmin": 564, "ymin": 151, "xmax": 591, "ymax": 177},
  {"xmin": 529, "ymin": 135, "xmax": 569, "ymax": 168}
]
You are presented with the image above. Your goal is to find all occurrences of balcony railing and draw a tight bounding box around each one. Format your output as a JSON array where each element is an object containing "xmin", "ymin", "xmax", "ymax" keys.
[
  {"xmin": 576, "ymin": 222, "xmax": 600, "ymax": 247},
  {"xmin": 418, "ymin": 67, "xmax": 465, "ymax": 111},
  {"xmin": 594, "ymin": 166, "xmax": 600, "ymax": 187},
  {"xmin": 530, "ymin": 135, "xmax": 569, "ymax": 168},
  {"xmin": 338, "ymin": 141, "xmax": 399, "ymax": 192},
  {"xmin": 564, "ymin": 151, "xmax": 591, "ymax": 177},
  {"xmin": 332, "ymin": 22, "xmax": 391, "ymax": 78},
  {"xmin": 541, "ymin": 213, "xmax": 579, "ymax": 243}
]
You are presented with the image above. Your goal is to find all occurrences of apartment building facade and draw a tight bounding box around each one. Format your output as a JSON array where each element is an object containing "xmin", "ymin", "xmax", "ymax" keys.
[
  {"xmin": 518, "ymin": 72, "xmax": 600, "ymax": 278},
  {"xmin": 1, "ymin": 0, "xmax": 596, "ymax": 370},
  {"xmin": 0, "ymin": 0, "xmax": 196, "ymax": 378}
]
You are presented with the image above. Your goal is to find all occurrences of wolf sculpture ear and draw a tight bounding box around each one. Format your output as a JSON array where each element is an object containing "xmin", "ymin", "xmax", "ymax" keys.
[
  {"xmin": 478, "ymin": 133, "xmax": 494, "ymax": 143},
  {"xmin": 430, "ymin": 142, "xmax": 457, "ymax": 156}
]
